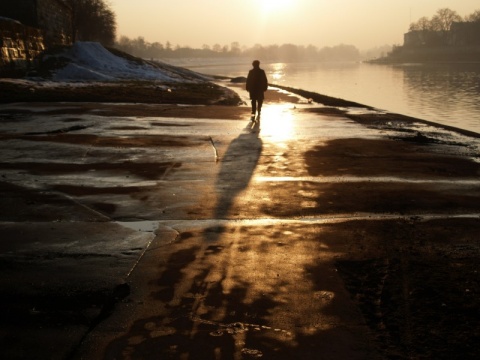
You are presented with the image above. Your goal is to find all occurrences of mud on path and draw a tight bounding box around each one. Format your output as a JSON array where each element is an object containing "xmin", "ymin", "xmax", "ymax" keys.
[{"xmin": 335, "ymin": 217, "xmax": 480, "ymax": 359}]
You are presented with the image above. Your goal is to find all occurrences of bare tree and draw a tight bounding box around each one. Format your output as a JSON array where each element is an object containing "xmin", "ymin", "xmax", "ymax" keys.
[
  {"xmin": 409, "ymin": 16, "xmax": 432, "ymax": 31},
  {"xmin": 68, "ymin": 0, "xmax": 116, "ymax": 45},
  {"xmin": 430, "ymin": 8, "xmax": 462, "ymax": 32},
  {"xmin": 465, "ymin": 10, "xmax": 480, "ymax": 22}
]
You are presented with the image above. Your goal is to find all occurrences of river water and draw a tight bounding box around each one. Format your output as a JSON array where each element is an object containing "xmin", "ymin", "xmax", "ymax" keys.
[{"xmin": 176, "ymin": 59, "xmax": 480, "ymax": 134}]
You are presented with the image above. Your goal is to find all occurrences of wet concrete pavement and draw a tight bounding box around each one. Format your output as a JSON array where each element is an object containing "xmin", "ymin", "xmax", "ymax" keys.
[{"xmin": 1, "ymin": 89, "xmax": 480, "ymax": 359}]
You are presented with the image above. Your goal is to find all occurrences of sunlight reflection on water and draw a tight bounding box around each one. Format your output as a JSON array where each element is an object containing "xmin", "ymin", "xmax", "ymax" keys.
[
  {"xmin": 182, "ymin": 60, "xmax": 480, "ymax": 134},
  {"xmin": 270, "ymin": 62, "xmax": 286, "ymax": 82}
]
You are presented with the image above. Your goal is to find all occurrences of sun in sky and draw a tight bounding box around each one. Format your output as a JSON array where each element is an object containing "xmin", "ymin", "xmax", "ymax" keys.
[{"xmin": 260, "ymin": 0, "xmax": 294, "ymax": 16}]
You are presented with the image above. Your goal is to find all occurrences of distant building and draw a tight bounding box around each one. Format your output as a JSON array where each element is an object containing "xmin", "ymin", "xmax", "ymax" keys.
[
  {"xmin": 404, "ymin": 21, "xmax": 480, "ymax": 48},
  {"xmin": 449, "ymin": 21, "xmax": 480, "ymax": 46},
  {"xmin": 404, "ymin": 30, "xmax": 440, "ymax": 47}
]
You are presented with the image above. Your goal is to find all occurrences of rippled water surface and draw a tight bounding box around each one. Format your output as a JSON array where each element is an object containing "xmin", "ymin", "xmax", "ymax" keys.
[{"xmin": 180, "ymin": 60, "xmax": 480, "ymax": 134}]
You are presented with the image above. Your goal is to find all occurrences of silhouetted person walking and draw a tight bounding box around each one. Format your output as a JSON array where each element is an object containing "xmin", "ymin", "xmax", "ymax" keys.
[{"xmin": 246, "ymin": 60, "xmax": 268, "ymax": 119}]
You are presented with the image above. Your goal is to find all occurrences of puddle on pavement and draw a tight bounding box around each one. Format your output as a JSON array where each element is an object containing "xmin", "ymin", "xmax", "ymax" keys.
[{"xmin": 116, "ymin": 220, "xmax": 159, "ymax": 233}]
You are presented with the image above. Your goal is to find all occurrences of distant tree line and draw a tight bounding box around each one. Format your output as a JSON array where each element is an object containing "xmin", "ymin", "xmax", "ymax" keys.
[
  {"xmin": 61, "ymin": 3, "xmax": 479, "ymax": 63},
  {"xmin": 114, "ymin": 37, "xmax": 363, "ymax": 62},
  {"xmin": 60, "ymin": 0, "xmax": 387, "ymax": 61},
  {"xmin": 59, "ymin": 0, "xmax": 383, "ymax": 61}
]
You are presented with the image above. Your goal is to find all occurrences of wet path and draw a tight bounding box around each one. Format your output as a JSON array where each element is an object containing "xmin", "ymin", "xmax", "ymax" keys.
[{"xmin": 1, "ymin": 97, "xmax": 480, "ymax": 359}]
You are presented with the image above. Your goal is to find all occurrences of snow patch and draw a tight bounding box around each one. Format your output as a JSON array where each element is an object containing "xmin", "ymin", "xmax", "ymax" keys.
[
  {"xmin": 54, "ymin": 63, "xmax": 116, "ymax": 81},
  {"xmin": 50, "ymin": 42, "xmax": 211, "ymax": 83}
]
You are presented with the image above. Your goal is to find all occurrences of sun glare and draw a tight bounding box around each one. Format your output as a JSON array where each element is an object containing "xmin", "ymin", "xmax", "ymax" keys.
[
  {"xmin": 260, "ymin": 0, "xmax": 293, "ymax": 15},
  {"xmin": 260, "ymin": 104, "xmax": 295, "ymax": 142}
]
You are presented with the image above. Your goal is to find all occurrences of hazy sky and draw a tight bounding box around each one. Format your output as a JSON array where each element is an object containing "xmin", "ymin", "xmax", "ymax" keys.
[{"xmin": 111, "ymin": 0, "xmax": 479, "ymax": 50}]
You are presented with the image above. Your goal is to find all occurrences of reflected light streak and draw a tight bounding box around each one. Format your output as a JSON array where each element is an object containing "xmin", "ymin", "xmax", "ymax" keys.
[
  {"xmin": 259, "ymin": 104, "xmax": 295, "ymax": 142},
  {"xmin": 270, "ymin": 63, "xmax": 286, "ymax": 82}
]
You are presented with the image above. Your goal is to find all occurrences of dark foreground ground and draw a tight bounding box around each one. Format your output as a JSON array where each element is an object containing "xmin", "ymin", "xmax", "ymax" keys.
[{"xmin": 0, "ymin": 80, "xmax": 479, "ymax": 359}]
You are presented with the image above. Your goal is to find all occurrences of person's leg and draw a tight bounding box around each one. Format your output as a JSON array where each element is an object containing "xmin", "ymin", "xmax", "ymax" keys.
[
  {"xmin": 257, "ymin": 99, "xmax": 263, "ymax": 114},
  {"xmin": 251, "ymin": 99, "xmax": 257, "ymax": 115}
]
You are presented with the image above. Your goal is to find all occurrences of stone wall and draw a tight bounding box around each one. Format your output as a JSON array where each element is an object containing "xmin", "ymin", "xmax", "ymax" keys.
[
  {"xmin": 36, "ymin": 0, "xmax": 72, "ymax": 47},
  {"xmin": 0, "ymin": 18, "xmax": 45, "ymax": 75},
  {"xmin": 0, "ymin": 1, "xmax": 72, "ymax": 45},
  {"xmin": 0, "ymin": 0, "xmax": 72, "ymax": 75}
]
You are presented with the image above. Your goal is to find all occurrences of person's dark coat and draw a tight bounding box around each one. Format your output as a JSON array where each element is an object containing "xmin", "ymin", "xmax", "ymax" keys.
[{"xmin": 246, "ymin": 68, "xmax": 268, "ymax": 100}]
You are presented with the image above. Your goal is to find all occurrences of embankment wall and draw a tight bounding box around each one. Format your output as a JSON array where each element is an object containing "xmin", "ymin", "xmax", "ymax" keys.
[{"xmin": 0, "ymin": 18, "xmax": 45, "ymax": 75}]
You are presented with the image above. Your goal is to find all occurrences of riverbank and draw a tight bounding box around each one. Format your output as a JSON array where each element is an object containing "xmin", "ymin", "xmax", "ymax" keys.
[{"xmin": 3, "ymin": 76, "xmax": 479, "ymax": 139}]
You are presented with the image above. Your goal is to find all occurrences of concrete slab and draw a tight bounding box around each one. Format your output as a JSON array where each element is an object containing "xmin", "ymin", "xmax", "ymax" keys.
[
  {"xmin": 75, "ymin": 219, "xmax": 380, "ymax": 360},
  {"xmin": 0, "ymin": 221, "xmax": 169, "ymax": 360}
]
